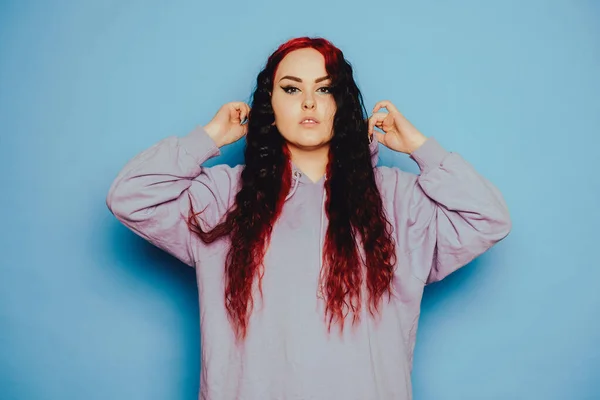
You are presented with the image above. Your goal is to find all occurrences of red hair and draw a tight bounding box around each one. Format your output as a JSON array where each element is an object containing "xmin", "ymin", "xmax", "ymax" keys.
[{"xmin": 267, "ymin": 37, "xmax": 343, "ymax": 82}]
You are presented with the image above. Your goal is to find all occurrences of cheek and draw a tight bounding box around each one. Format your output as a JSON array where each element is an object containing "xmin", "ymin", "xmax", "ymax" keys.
[
  {"xmin": 273, "ymin": 96, "xmax": 298, "ymax": 127},
  {"xmin": 321, "ymin": 98, "xmax": 337, "ymax": 123}
]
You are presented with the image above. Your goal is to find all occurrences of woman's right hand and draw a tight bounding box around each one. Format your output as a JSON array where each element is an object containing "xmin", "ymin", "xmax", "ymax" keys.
[{"xmin": 203, "ymin": 102, "xmax": 251, "ymax": 148}]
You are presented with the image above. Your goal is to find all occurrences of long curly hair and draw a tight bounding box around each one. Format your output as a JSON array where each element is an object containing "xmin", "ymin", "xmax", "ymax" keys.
[{"xmin": 188, "ymin": 37, "xmax": 397, "ymax": 342}]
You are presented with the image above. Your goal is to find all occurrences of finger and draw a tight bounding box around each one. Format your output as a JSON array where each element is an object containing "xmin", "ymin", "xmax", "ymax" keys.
[
  {"xmin": 373, "ymin": 100, "xmax": 399, "ymax": 114},
  {"xmin": 367, "ymin": 113, "xmax": 377, "ymax": 134},
  {"xmin": 239, "ymin": 104, "xmax": 249, "ymax": 124},
  {"xmin": 229, "ymin": 103, "xmax": 242, "ymax": 122},
  {"xmin": 368, "ymin": 112, "xmax": 388, "ymax": 134},
  {"xmin": 230, "ymin": 101, "xmax": 245, "ymax": 119},
  {"xmin": 236, "ymin": 103, "xmax": 251, "ymax": 125},
  {"xmin": 243, "ymin": 104, "xmax": 251, "ymax": 124}
]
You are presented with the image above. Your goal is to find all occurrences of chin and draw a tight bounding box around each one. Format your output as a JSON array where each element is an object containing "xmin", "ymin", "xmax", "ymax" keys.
[
  {"xmin": 294, "ymin": 129, "xmax": 332, "ymax": 146},
  {"xmin": 292, "ymin": 136, "xmax": 330, "ymax": 149}
]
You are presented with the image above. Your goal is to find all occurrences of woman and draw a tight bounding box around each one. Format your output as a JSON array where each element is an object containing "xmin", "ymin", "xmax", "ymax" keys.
[{"xmin": 106, "ymin": 36, "xmax": 511, "ymax": 399}]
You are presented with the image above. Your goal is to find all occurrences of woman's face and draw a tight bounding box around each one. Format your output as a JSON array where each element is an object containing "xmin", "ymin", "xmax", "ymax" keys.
[{"xmin": 271, "ymin": 48, "xmax": 337, "ymax": 151}]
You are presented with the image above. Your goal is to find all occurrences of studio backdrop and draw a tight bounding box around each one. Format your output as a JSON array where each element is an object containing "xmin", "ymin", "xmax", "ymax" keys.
[{"xmin": 1, "ymin": 1, "xmax": 599, "ymax": 399}]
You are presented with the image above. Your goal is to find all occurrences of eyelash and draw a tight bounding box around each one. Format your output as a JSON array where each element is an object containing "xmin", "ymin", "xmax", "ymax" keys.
[{"xmin": 281, "ymin": 86, "xmax": 332, "ymax": 94}]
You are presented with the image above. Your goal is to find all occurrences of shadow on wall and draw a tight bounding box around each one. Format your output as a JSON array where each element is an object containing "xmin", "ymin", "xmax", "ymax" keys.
[
  {"xmin": 421, "ymin": 255, "xmax": 488, "ymax": 313},
  {"xmin": 104, "ymin": 219, "xmax": 201, "ymax": 398}
]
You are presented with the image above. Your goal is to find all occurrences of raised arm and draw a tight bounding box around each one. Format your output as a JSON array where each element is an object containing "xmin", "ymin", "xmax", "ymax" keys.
[
  {"xmin": 106, "ymin": 102, "xmax": 251, "ymax": 267},
  {"xmin": 383, "ymin": 137, "xmax": 511, "ymax": 284},
  {"xmin": 369, "ymin": 100, "xmax": 511, "ymax": 284}
]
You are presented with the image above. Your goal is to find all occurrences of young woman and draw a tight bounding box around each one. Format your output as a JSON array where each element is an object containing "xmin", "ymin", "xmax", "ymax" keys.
[{"xmin": 106, "ymin": 36, "xmax": 511, "ymax": 400}]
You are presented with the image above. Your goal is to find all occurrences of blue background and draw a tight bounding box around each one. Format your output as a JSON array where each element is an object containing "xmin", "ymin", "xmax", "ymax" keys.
[{"xmin": 2, "ymin": 1, "xmax": 599, "ymax": 399}]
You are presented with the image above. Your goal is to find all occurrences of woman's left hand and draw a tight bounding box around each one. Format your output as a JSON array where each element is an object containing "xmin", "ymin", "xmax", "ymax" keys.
[{"xmin": 368, "ymin": 100, "xmax": 428, "ymax": 154}]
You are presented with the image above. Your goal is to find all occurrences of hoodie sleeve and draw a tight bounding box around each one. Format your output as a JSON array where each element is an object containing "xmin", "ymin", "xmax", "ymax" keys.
[
  {"xmin": 384, "ymin": 137, "xmax": 512, "ymax": 284},
  {"xmin": 106, "ymin": 126, "xmax": 241, "ymax": 267}
]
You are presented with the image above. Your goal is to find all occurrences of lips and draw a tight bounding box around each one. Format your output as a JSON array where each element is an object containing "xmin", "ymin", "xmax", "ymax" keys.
[{"xmin": 299, "ymin": 116, "xmax": 320, "ymax": 124}]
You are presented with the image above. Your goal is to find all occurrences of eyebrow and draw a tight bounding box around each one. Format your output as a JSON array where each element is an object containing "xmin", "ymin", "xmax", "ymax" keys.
[{"xmin": 278, "ymin": 75, "xmax": 330, "ymax": 83}]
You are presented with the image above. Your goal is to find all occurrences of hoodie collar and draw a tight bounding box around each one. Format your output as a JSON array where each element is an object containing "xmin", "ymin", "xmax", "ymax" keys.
[
  {"xmin": 286, "ymin": 135, "xmax": 379, "ymax": 199},
  {"xmin": 290, "ymin": 162, "xmax": 326, "ymax": 185}
]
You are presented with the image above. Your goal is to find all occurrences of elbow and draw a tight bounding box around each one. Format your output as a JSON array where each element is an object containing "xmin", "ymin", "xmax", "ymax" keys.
[
  {"xmin": 490, "ymin": 204, "xmax": 512, "ymax": 242},
  {"xmin": 106, "ymin": 183, "xmax": 158, "ymax": 224},
  {"xmin": 502, "ymin": 213, "xmax": 512, "ymax": 238},
  {"xmin": 106, "ymin": 185, "xmax": 127, "ymax": 220},
  {"xmin": 499, "ymin": 202, "xmax": 512, "ymax": 236},
  {"xmin": 105, "ymin": 183, "xmax": 136, "ymax": 222},
  {"xmin": 106, "ymin": 186, "xmax": 116, "ymax": 215}
]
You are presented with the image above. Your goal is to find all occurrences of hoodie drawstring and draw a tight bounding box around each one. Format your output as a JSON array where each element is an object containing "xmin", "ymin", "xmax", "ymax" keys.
[
  {"xmin": 317, "ymin": 187, "xmax": 326, "ymax": 300},
  {"xmin": 285, "ymin": 170, "xmax": 301, "ymax": 201}
]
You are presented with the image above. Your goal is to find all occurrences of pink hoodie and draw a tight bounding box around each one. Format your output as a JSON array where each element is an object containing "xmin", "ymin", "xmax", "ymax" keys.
[{"xmin": 106, "ymin": 125, "xmax": 511, "ymax": 400}]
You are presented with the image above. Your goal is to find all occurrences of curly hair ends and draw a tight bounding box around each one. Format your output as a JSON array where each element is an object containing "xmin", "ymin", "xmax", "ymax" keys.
[{"xmin": 188, "ymin": 36, "xmax": 397, "ymax": 342}]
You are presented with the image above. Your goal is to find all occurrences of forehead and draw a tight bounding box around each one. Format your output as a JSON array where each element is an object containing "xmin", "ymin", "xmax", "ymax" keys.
[{"xmin": 274, "ymin": 48, "xmax": 328, "ymax": 80}]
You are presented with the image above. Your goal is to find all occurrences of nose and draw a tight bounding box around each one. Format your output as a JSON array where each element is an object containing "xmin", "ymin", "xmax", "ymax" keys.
[{"xmin": 302, "ymin": 95, "xmax": 315, "ymax": 110}]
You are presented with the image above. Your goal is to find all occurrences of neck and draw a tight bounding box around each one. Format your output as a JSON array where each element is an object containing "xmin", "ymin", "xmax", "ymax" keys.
[{"xmin": 286, "ymin": 143, "xmax": 330, "ymax": 183}]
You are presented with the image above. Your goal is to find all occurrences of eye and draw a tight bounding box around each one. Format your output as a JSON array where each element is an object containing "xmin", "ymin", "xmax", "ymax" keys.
[
  {"xmin": 281, "ymin": 86, "xmax": 299, "ymax": 94},
  {"xmin": 318, "ymin": 86, "xmax": 332, "ymax": 94}
]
